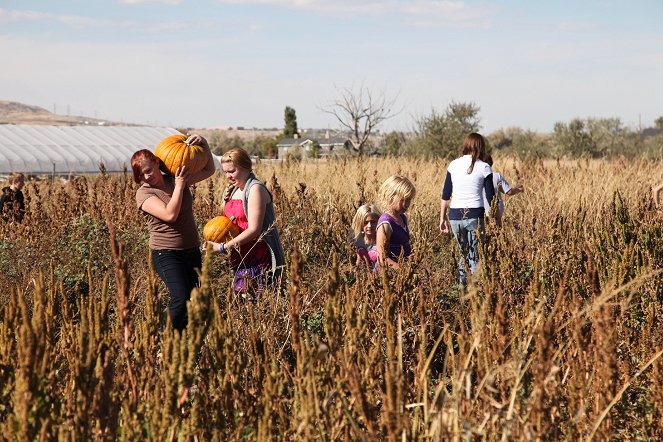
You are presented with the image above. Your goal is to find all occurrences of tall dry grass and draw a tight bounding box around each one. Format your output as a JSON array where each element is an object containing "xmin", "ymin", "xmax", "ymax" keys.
[{"xmin": 0, "ymin": 156, "xmax": 661, "ymax": 440}]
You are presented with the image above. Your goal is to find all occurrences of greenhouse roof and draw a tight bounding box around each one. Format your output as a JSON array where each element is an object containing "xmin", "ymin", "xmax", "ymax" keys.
[{"xmin": 0, "ymin": 125, "xmax": 183, "ymax": 174}]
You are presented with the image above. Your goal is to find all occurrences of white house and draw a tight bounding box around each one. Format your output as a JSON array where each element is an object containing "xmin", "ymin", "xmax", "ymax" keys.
[{"xmin": 276, "ymin": 132, "xmax": 351, "ymax": 159}]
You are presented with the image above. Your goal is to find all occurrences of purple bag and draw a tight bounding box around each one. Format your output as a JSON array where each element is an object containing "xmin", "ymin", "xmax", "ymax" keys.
[{"xmin": 233, "ymin": 266, "xmax": 268, "ymax": 295}]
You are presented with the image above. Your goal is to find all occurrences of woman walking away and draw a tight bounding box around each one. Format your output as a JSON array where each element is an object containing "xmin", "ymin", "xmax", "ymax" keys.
[
  {"xmin": 206, "ymin": 147, "xmax": 285, "ymax": 296},
  {"xmin": 132, "ymin": 134, "xmax": 215, "ymax": 331},
  {"xmin": 376, "ymin": 175, "xmax": 416, "ymax": 269},
  {"xmin": 439, "ymin": 133, "xmax": 498, "ymax": 285}
]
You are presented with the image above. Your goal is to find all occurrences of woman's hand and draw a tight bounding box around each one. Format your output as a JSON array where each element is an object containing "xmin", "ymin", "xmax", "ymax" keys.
[
  {"xmin": 439, "ymin": 218, "xmax": 449, "ymax": 233},
  {"xmin": 439, "ymin": 199, "xmax": 450, "ymax": 233},
  {"xmin": 185, "ymin": 133, "xmax": 209, "ymax": 149},
  {"xmin": 174, "ymin": 165, "xmax": 189, "ymax": 188},
  {"xmin": 204, "ymin": 241, "xmax": 225, "ymax": 254}
]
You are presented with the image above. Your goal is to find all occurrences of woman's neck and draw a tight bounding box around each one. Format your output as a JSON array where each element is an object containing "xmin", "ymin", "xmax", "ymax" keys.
[
  {"xmin": 236, "ymin": 172, "xmax": 252, "ymax": 190},
  {"xmin": 147, "ymin": 173, "xmax": 167, "ymax": 189}
]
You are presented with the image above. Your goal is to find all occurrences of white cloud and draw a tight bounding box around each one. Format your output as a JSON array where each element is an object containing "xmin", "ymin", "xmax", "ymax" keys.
[
  {"xmin": 217, "ymin": 0, "xmax": 489, "ymax": 26},
  {"xmin": 557, "ymin": 21, "xmax": 597, "ymax": 31},
  {"xmin": 119, "ymin": 0, "xmax": 183, "ymax": 4},
  {"xmin": 0, "ymin": 8, "xmax": 189, "ymax": 32},
  {"xmin": 0, "ymin": 8, "xmax": 106, "ymax": 28}
]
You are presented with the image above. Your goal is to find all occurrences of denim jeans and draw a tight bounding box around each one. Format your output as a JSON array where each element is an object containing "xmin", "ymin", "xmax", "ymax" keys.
[
  {"xmin": 151, "ymin": 247, "xmax": 202, "ymax": 331},
  {"xmin": 449, "ymin": 217, "xmax": 485, "ymax": 285}
]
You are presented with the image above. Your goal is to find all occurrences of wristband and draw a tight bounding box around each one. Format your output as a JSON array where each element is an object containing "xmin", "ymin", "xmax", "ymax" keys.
[{"xmin": 218, "ymin": 243, "xmax": 225, "ymax": 254}]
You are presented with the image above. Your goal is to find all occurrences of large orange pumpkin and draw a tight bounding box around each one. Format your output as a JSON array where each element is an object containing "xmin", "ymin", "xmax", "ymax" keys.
[
  {"xmin": 154, "ymin": 134, "xmax": 208, "ymax": 176},
  {"xmin": 203, "ymin": 216, "xmax": 241, "ymax": 243}
]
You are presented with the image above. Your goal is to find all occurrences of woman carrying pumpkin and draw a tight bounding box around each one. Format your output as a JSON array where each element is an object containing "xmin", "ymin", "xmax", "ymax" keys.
[
  {"xmin": 131, "ymin": 134, "xmax": 215, "ymax": 331},
  {"xmin": 205, "ymin": 147, "xmax": 285, "ymax": 296}
]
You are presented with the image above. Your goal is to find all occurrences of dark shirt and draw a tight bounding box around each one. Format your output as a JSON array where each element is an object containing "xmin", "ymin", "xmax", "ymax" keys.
[{"xmin": 0, "ymin": 186, "xmax": 25, "ymax": 222}]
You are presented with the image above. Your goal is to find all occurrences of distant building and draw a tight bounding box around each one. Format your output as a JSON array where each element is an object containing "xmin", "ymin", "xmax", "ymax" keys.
[
  {"xmin": 0, "ymin": 124, "xmax": 221, "ymax": 176},
  {"xmin": 277, "ymin": 131, "xmax": 352, "ymax": 159},
  {"xmin": 640, "ymin": 127, "xmax": 663, "ymax": 141}
]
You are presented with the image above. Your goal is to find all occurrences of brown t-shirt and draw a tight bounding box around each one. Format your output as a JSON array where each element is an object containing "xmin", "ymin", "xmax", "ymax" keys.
[{"xmin": 135, "ymin": 177, "xmax": 200, "ymax": 250}]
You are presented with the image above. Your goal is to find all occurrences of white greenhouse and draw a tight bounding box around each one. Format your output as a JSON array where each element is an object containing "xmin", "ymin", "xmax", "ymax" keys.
[{"xmin": 0, "ymin": 125, "xmax": 218, "ymax": 176}]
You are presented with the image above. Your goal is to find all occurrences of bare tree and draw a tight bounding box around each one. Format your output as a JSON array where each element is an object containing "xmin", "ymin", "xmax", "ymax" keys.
[{"xmin": 321, "ymin": 85, "xmax": 399, "ymax": 156}]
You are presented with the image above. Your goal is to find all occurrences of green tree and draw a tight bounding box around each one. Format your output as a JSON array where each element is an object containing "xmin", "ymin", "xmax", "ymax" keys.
[
  {"xmin": 410, "ymin": 101, "xmax": 481, "ymax": 157},
  {"xmin": 654, "ymin": 116, "xmax": 663, "ymax": 130},
  {"xmin": 487, "ymin": 127, "xmax": 550, "ymax": 158},
  {"xmin": 382, "ymin": 131, "xmax": 406, "ymax": 156},
  {"xmin": 586, "ymin": 118, "xmax": 631, "ymax": 157},
  {"xmin": 551, "ymin": 118, "xmax": 595, "ymax": 157},
  {"xmin": 309, "ymin": 140, "xmax": 321, "ymax": 159},
  {"xmin": 643, "ymin": 133, "xmax": 663, "ymax": 159},
  {"xmin": 284, "ymin": 106, "xmax": 298, "ymax": 137},
  {"xmin": 550, "ymin": 117, "xmax": 637, "ymax": 158},
  {"xmin": 243, "ymin": 135, "xmax": 280, "ymax": 158},
  {"xmin": 206, "ymin": 130, "xmax": 248, "ymax": 155},
  {"xmin": 263, "ymin": 137, "xmax": 279, "ymax": 159}
]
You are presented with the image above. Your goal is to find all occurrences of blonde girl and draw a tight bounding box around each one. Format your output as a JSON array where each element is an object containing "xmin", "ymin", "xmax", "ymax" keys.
[
  {"xmin": 206, "ymin": 147, "xmax": 285, "ymax": 295},
  {"xmin": 352, "ymin": 204, "xmax": 381, "ymax": 268},
  {"xmin": 376, "ymin": 175, "xmax": 416, "ymax": 268}
]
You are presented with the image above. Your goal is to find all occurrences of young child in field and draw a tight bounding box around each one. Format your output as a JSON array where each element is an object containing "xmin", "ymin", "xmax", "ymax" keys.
[
  {"xmin": 0, "ymin": 173, "xmax": 26, "ymax": 222},
  {"xmin": 376, "ymin": 175, "xmax": 416, "ymax": 269},
  {"xmin": 482, "ymin": 154, "xmax": 524, "ymax": 220},
  {"xmin": 352, "ymin": 204, "xmax": 381, "ymax": 270}
]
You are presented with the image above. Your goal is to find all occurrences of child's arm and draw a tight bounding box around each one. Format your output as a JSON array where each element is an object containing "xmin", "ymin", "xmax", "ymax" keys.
[
  {"xmin": 506, "ymin": 184, "xmax": 524, "ymax": 196},
  {"xmin": 376, "ymin": 223, "xmax": 399, "ymax": 268},
  {"xmin": 654, "ymin": 182, "xmax": 663, "ymax": 212}
]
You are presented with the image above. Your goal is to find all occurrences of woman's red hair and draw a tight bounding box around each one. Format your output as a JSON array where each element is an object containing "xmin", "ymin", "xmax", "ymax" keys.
[{"xmin": 130, "ymin": 149, "xmax": 160, "ymax": 184}]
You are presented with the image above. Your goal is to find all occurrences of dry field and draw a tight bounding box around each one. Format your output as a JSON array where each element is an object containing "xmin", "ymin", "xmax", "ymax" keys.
[{"xmin": 0, "ymin": 156, "xmax": 661, "ymax": 440}]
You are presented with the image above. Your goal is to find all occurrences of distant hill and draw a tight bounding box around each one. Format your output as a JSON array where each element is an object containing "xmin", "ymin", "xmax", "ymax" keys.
[{"xmin": 0, "ymin": 100, "xmax": 138, "ymax": 126}]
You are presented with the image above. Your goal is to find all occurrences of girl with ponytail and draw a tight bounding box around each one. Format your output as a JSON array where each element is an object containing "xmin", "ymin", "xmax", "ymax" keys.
[{"xmin": 439, "ymin": 133, "xmax": 499, "ymax": 285}]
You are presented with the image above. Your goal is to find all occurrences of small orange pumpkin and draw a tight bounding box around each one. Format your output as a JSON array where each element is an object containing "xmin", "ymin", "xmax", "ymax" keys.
[
  {"xmin": 154, "ymin": 134, "xmax": 208, "ymax": 176},
  {"xmin": 203, "ymin": 216, "xmax": 241, "ymax": 243}
]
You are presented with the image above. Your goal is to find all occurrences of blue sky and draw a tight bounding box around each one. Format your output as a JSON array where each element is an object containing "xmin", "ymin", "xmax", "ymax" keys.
[{"xmin": 1, "ymin": 0, "xmax": 662, "ymax": 133}]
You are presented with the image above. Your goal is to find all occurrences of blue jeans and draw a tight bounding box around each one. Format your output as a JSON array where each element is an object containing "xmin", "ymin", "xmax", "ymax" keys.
[
  {"xmin": 450, "ymin": 217, "xmax": 485, "ymax": 285},
  {"xmin": 151, "ymin": 247, "xmax": 202, "ymax": 331}
]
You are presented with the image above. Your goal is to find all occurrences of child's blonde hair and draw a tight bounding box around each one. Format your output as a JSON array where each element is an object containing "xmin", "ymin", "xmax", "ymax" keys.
[
  {"xmin": 220, "ymin": 147, "xmax": 253, "ymax": 172},
  {"xmin": 378, "ymin": 175, "xmax": 416, "ymax": 211},
  {"xmin": 352, "ymin": 204, "xmax": 381, "ymax": 237}
]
